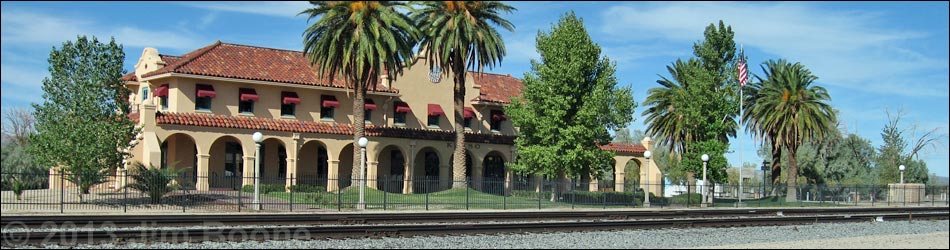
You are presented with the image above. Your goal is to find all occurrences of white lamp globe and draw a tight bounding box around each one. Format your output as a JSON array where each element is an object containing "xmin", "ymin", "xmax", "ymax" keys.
[
  {"xmin": 252, "ymin": 132, "xmax": 263, "ymax": 143},
  {"xmin": 644, "ymin": 150, "xmax": 652, "ymax": 159},
  {"xmin": 701, "ymin": 154, "xmax": 710, "ymax": 162},
  {"xmin": 358, "ymin": 137, "xmax": 369, "ymax": 147},
  {"xmin": 899, "ymin": 165, "xmax": 905, "ymax": 171}
]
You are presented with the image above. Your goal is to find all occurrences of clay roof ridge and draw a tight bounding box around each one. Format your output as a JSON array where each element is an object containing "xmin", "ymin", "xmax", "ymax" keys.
[
  {"xmin": 142, "ymin": 41, "xmax": 222, "ymax": 78},
  {"xmin": 219, "ymin": 42, "xmax": 306, "ymax": 54}
]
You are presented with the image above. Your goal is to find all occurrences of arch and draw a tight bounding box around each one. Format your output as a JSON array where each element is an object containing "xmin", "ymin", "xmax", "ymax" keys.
[
  {"xmin": 338, "ymin": 143, "xmax": 354, "ymax": 188},
  {"xmin": 209, "ymin": 135, "xmax": 243, "ymax": 189},
  {"xmin": 298, "ymin": 140, "xmax": 330, "ymax": 190},
  {"xmin": 161, "ymin": 133, "xmax": 197, "ymax": 189},
  {"xmin": 413, "ymin": 146, "xmax": 442, "ymax": 193},
  {"xmin": 624, "ymin": 158, "xmax": 642, "ymax": 191},
  {"xmin": 598, "ymin": 159, "xmax": 617, "ymax": 192},
  {"xmin": 482, "ymin": 151, "xmax": 506, "ymax": 195},
  {"xmin": 259, "ymin": 138, "xmax": 288, "ymax": 185},
  {"xmin": 376, "ymin": 145, "xmax": 406, "ymax": 193}
]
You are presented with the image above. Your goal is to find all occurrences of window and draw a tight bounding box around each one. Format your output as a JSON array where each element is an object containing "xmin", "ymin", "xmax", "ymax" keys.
[
  {"xmin": 159, "ymin": 97, "xmax": 168, "ymax": 110},
  {"xmin": 320, "ymin": 95, "xmax": 338, "ymax": 120},
  {"xmin": 365, "ymin": 110, "xmax": 372, "ymax": 122},
  {"xmin": 464, "ymin": 118, "xmax": 472, "ymax": 129},
  {"xmin": 364, "ymin": 99, "xmax": 376, "ymax": 123},
  {"xmin": 141, "ymin": 87, "xmax": 149, "ymax": 102},
  {"xmin": 490, "ymin": 110, "xmax": 506, "ymax": 131},
  {"xmin": 394, "ymin": 101, "xmax": 410, "ymax": 125},
  {"xmin": 281, "ymin": 92, "xmax": 300, "ymax": 117},
  {"xmin": 428, "ymin": 115, "xmax": 439, "ymax": 127},
  {"xmin": 463, "ymin": 107, "xmax": 475, "ymax": 129},
  {"xmin": 238, "ymin": 88, "xmax": 258, "ymax": 114},
  {"xmin": 195, "ymin": 84, "xmax": 215, "ymax": 111},
  {"xmin": 154, "ymin": 84, "xmax": 169, "ymax": 110}
]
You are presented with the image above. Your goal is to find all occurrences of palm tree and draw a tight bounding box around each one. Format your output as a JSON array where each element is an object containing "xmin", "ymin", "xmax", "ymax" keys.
[
  {"xmin": 412, "ymin": 1, "xmax": 516, "ymax": 187},
  {"xmin": 743, "ymin": 59, "xmax": 836, "ymax": 202},
  {"xmin": 642, "ymin": 58, "xmax": 705, "ymax": 157},
  {"xmin": 301, "ymin": 1, "xmax": 417, "ymax": 187}
]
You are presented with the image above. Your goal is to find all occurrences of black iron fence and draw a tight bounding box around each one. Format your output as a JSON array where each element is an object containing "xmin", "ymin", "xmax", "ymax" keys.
[{"xmin": 1, "ymin": 172, "xmax": 947, "ymax": 213}]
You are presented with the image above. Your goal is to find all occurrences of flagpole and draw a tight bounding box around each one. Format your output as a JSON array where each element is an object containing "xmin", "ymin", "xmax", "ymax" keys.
[{"xmin": 738, "ymin": 44, "xmax": 744, "ymax": 206}]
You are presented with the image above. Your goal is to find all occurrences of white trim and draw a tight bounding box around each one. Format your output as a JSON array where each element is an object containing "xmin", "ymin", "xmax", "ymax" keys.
[
  {"xmin": 471, "ymin": 100, "xmax": 506, "ymax": 107},
  {"xmin": 141, "ymin": 73, "xmax": 401, "ymax": 97}
]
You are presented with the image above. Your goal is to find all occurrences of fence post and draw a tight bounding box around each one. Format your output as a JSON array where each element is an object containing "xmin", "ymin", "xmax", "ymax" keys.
[
  {"xmin": 465, "ymin": 177, "xmax": 470, "ymax": 211},
  {"xmin": 538, "ymin": 178, "xmax": 543, "ymax": 210},
  {"xmin": 123, "ymin": 172, "xmax": 128, "ymax": 213},
  {"xmin": 289, "ymin": 174, "xmax": 294, "ymax": 212},
  {"xmin": 237, "ymin": 174, "xmax": 242, "ymax": 212},
  {"xmin": 60, "ymin": 171, "xmax": 65, "ymax": 214},
  {"xmin": 383, "ymin": 176, "xmax": 388, "ymax": 211},
  {"xmin": 181, "ymin": 179, "xmax": 186, "ymax": 213},
  {"xmin": 602, "ymin": 187, "xmax": 606, "ymax": 209},
  {"xmin": 337, "ymin": 179, "xmax": 342, "ymax": 211},
  {"xmin": 425, "ymin": 176, "xmax": 430, "ymax": 211},
  {"xmin": 571, "ymin": 181, "xmax": 575, "ymax": 210},
  {"xmin": 686, "ymin": 182, "xmax": 691, "ymax": 208}
]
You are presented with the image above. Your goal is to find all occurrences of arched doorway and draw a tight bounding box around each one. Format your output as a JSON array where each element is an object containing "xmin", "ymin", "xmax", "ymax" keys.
[
  {"xmin": 624, "ymin": 159, "xmax": 642, "ymax": 192},
  {"xmin": 161, "ymin": 133, "xmax": 197, "ymax": 189},
  {"xmin": 298, "ymin": 140, "xmax": 329, "ymax": 191},
  {"xmin": 338, "ymin": 144, "xmax": 354, "ymax": 189},
  {"xmin": 209, "ymin": 136, "xmax": 243, "ymax": 190},
  {"xmin": 260, "ymin": 138, "xmax": 287, "ymax": 185},
  {"xmin": 482, "ymin": 151, "xmax": 506, "ymax": 195},
  {"xmin": 376, "ymin": 145, "xmax": 406, "ymax": 193},
  {"xmin": 414, "ymin": 147, "xmax": 441, "ymax": 193}
]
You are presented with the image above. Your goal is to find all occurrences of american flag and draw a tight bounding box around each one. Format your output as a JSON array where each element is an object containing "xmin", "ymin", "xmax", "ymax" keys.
[{"xmin": 738, "ymin": 51, "xmax": 748, "ymax": 86}]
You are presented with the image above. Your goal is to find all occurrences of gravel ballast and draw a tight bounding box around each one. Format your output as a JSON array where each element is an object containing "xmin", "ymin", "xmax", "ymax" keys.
[{"xmin": 4, "ymin": 220, "xmax": 947, "ymax": 249}]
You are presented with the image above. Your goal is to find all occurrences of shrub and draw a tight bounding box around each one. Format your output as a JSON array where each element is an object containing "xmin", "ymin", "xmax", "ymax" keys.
[
  {"xmin": 242, "ymin": 184, "xmax": 286, "ymax": 194},
  {"xmin": 125, "ymin": 162, "xmax": 188, "ymax": 204},
  {"xmin": 290, "ymin": 185, "xmax": 326, "ymax": 193}
]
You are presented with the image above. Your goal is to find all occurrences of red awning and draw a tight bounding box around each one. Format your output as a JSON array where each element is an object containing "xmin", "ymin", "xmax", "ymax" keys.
[
  {"xmin": 321, "ymin": 95, "xmax": 339, "ymax": 108},
  {"xmin": 153, "ymin": 84, "xmax": 169, "ymax": 97},
  {"xmin": 427, "ymin": 104, "xmax": 445, "ymax": 116},
  {"xmin": 463, "ymin": 107, "xmax": 476, "ymax": 119},
  {"xmin": 364, "ymin": 99, "xmax": 377, "ymax": 110},
  {"xmin": 491, "ymin": 111, "xmax": 507, "ymax": 121},
  {"xmin": 282, "ymin": 92, "xmax": 300, "ymax": 105},
  {"xmin": 239, "ymin": 88, "xmax": 258, "ymax": 102},
  {"xmin": 395, "ymin": 101, "xmax": 411, "ymax": 113},
  {"xmin": 196, "ymin": 84, "xmax": 216, "ymax": 98}
]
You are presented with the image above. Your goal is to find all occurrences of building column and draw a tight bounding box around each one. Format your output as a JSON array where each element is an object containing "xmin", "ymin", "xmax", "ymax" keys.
[
  {"xmin": 472, "ymin": 156, "xmax": 484, "ymax": 191},
  {"xmin": 403, "ymin": 159, "xmax": 413, "ymax": 194},
  {"xmin": 197, "ymin": 154, "xmax": 210, "ymax": 191},
  {"xmin": 533, "ymin": 174, "xmax": 543, "ymax": 193},
  {"xmin": 504, "ymin": 168, "xmax": 514, "ymax": 196},
  {"xmin": 327, "ymin": 160, "xmax": 340, "ymax": 192},
  {"xmin": 367, "ymin": 161, "xmax": 379, "ymax": 190},
  {"xmin": 589, "ymin": 175, "xmax": 599, "ymax": 192},
  {"xmin": 285, "ymin": 158, "xmax": 297, "ymax": 190},
  {"xmin": 242, "ymin": 155, "xmax": 256, "ymax": 187},
  {"xmin": 614, "ymin": 159, "xmax": 626, "ymax": 192}
]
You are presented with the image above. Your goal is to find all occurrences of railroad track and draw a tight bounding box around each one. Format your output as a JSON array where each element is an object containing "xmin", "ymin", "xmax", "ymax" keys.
[{"xmin": 2, "ymin": 207, "xmax": 947, "ymax": 247}]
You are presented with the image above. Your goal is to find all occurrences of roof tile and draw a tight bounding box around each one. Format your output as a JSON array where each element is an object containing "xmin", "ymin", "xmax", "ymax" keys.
[{"xmin": 470, "ymin": 72, "xmax": 523, "ymax": 104}]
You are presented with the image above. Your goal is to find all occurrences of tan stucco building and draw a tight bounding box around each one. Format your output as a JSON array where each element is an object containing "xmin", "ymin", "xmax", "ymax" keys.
[{"xmin": 119, "ymin": 41, "xmax": 660, "ymax": 195}]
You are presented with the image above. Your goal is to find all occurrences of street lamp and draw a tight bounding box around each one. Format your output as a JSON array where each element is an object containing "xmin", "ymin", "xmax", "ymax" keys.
[
  {"xmin": 357, "ymin": 136, "xmax": 369, "ymax": 210},
  {"xmin": 701, "ymin": 154, "xmax": 709, "ymax": 207},
  {"xmin": 899, "ymin": 165, "xmax": 906, "ymax": 184},
  {"xmin": 643, "ymin": 150, "xmax": 652, "ymax": 208},
  {"xmin": 252, "ymin": 131, "xmax": 263, "ymax": 211}
]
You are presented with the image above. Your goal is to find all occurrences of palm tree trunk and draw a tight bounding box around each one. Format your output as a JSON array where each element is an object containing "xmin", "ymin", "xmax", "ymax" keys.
[
  {"xmin": 451, "ymin": 65, "xmax": 467, "ymax": 188},
  {"xmin": 352, "ymin": 81, "xmax": 367, "ymax": 189},
  {"xmin": 785, "ymin": 146, "xmax": 799, "ymax": 202},
  {"xmin": 770, "ymin": 139, "xmax": 782, "ymax": 197}
]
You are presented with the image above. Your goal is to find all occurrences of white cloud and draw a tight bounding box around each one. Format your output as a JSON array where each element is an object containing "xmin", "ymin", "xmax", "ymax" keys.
[
  {"xmin": 1, "ymin": 8, "xmax": 205, "ymax": 50},
  {"xmin": 599, "ymin": 2, "xmax": 949, "ymax": 98},
  {"xmin": 179, "ymin": 1, "xmax": 311, "ymax": 18}
]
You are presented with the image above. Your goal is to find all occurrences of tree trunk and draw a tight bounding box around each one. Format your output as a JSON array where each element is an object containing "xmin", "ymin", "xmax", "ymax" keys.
[
  {"xmin": 770, "ymin": 140, "xmax": 782, "ymax": 197},
  {"xmin": 785, "ymin": 146, "xmax": 799, "ymax": 202},
  {"xmin": 351, "ymin": 82, "xmax": 367, "ymax": 189},
  {"xmin": 451, "ymin": 65, "xmax": 467, "ymax": 188}
]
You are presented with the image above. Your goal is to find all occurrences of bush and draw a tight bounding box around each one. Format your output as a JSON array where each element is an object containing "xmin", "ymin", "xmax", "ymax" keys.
[
  {"xmin": 669, "ymin": 193, "xmax": 702, "ymax": 205},
  {"xmin": 126, "ymin": 162, "xmax": 187, "ymax": 204},
  {"xmin": 290, "ymin": 185, "xmax": 326, "ymax": 193},
  {"xmin": 242, "ymin": 184, "xmax": 286, "ymax": 194}
]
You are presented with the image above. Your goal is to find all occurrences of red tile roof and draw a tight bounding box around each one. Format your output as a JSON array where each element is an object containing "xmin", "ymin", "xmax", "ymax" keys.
[
  {"xmin": 154, "ymin": 112, "xmax": 515, "ymax": 144},
  {"xmin": 470, "ymin": 72, "xmax": 523, "ymax": 104},
  {"xmin": 598, "ymin": 142, "xmax": 647, "ymax": 156},
  {"xmin": 139, "ymin": 41, "xmax": 397, "ymax": 93}
]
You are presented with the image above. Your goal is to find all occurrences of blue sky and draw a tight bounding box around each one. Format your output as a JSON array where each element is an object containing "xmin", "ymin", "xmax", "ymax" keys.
[{"xmin": 2, "ymin": 1, "xmax": 948, "ymax": 177}]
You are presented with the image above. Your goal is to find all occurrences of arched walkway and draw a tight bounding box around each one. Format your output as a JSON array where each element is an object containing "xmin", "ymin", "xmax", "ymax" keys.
[
  {"xmin": 339, "ymin": 144, "xmax": 354, "ymax": 189},
  {"xmin": 259, "ymin": 138, "xmax": 287, "ymax": 185},
  {"xmin": 413, "ymin": 147, "xmax": 441, "ymax": 193},
  {"xmin": 209, "ymin": 136, "xmax": 243, "ymax": 189},
  {"xmin": 161, "ymin": 133, "xmax": 197, "ymax": 189},
  {"xmin": 376, "ymin": 145, "xmax": 406, "ymax": 193},
  {"xmin": 625, "ymin": 159, "xmax": 642, "ymax": 192},
  {"xmin": 298, "ymin": 140, "xmax": 330, "ymax": 191},
  {"xmin": 482, "ymin": 151, "xmax": 506, "ymax": 195}
]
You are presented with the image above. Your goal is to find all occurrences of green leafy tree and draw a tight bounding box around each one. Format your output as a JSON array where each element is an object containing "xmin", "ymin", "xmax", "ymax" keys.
[
  {"xmin": 506, "ymin": 12, "xmax": 636, "ymax": 189},
  {"xmin": 412, "ymin": 1, "xmax": 516, "ymax": 186},
  {"xmin": 301, "ymin": 1, "xmax": 418, "ymax": 184},
  {"xmin": 28, "ymin": 36, "xmax": 137, "ymax": 202},
  {"xmin": 743, "ymin": 59, "xmax": 836, "ymax": 202},
  {"xmin": 875, "ymin": 110, "xmax": 935, "ymax": 184},
  {"xmin": 125, "ymin": 162, "xmax": 187, "ymax": 204}
]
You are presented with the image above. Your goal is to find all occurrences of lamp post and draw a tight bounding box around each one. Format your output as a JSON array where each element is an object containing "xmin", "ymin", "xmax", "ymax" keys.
[
  {"xmin": 701, "ymin": 154, "xmax": 709, "ymax": 207},
  {"xmin": 252, "ymin": 132, "xmax": 263, "ymax": 211},
  {"xmin": 643, "ymin": 150, "xmax": 652, "ymax": 208},
  {"xmin": 899, "ymin": 165, "xmax": 905, "ymax": 184},
  {"xmin": 357, "ymin": 136, "xmax": 368, "ymax": 210},
  {"xmin": 761, "ymin": 160, "xmax": 770, "ymax": 198}
]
